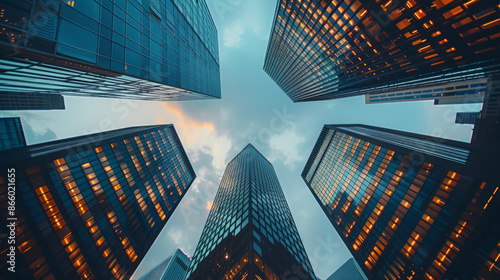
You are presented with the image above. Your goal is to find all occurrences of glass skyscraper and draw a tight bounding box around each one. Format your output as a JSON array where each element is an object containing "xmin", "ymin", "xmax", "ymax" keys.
[
  {"xmin": 186, "ymin": 144, "xmax": 316, "ymax": 280},
  {"xmin": 455, "ymin": 112, "xmax": 481, "ymax": 124},
  {"xmin": 327, "ymin": 258, "xmax": 368, "ymax": 280},
  {"xmin": 0, "ymin": 0, "xmax": 220, "ymax": 101},
  {"xmin": 138, "ymin": 249, "xmax": 190, "ymax": 280},
  {"xmin": 0, "ymin": 92, "xmax": 65, "ymax": 110},
  {"xmin": 0, "ymin": 124, "xmax": 195, "ymax": 280},
  {"xmin": 264, "ymin": 0, "xmax": 500, "ymax": 102},
  {"xmin": 0, "ymin": 116, "xmax": 26, "ymax": 151},
  {"xmin": 302, "ymin": 125, "xmax": 499, "ymax": 280},
  {"xmin": 365, "ymin": 78, "xmax": 486, "ymax": 105},
  {"xmin": 471, "ymin": 74, "xmax": 499, "ymax": 153}
]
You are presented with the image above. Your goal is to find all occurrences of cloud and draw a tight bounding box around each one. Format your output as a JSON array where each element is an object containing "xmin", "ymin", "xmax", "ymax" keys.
[
  {"xmin": 162, "ymin": 102, "xmax": 232, "ymax": 169},
  {"xmin": 188, "ymin": 149, "xmax": 222, "ymax": 196},
  {"xmin": 167, "ymin": 229, "xmax": 183, "ymax": 245},
  {"xmin": 20, "ymin": 118, "xmax": 58, "ymax": 145},
  {"xmin": 223, "ymin": 21, "xmax": 245, "ymax": 48},
  {"xmin": 269, "ymin": 127, "xmax": 306, "ymax": 168}
]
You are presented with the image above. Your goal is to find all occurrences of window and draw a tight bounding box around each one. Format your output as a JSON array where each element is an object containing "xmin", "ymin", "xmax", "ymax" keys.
[{"xmin": 57, "ymin": 19, "xmax": 97, "ymax": 63}]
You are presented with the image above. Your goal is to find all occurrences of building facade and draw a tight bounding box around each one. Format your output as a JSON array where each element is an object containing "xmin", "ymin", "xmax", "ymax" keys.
[
  {"xmin": 264, "ymin": 0, "xmax": 500, "ymax": 102},
  {"xmin": 0, "ymin": 0, "xmax": 220, "ymax": 101},
  {"xmin": 138, "ymin": 249, "xmax": 190, "ymax": 280},
  {"xmin": 186, "ymin": 144, "xmax": 316, "ymax": 280},
  {"xmin": 455, "ymin": 112, "xmax": 481, "ymax": 124},
  {"xmin": 0, "ymin": 124, "xmax": 195, "ymax": 280},
  {"xmin": 327, "ymin": 258, "xmax": 368, "ymax": 280},
  {"xmin": 302, "ymin": 125, "xmax": 500, "ymax": 280},
  {"xmin": 0, "ymin": 92, "xmax": 65, "ymax": 110},
  {"xmin": 0, "ymin": 117, "xmax": 26, "ymax": 151},
  {"xmin": 471, "ymin": 74, "xmax": 500, "ymax": 153},
  {"xmin": 365, "ymin": 79, "xmax": 486, "ymax": 105}
]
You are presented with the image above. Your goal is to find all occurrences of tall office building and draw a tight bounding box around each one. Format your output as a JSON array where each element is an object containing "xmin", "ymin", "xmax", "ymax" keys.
[
  {"xmin": 0, "ymin": 125, "xmax": 195, "ymax": 280},
  {"xmin": 302, "ymin": 125, "xmax": 500, "ymax": 280},
  {"xmin": 327, "ymin": 258, "xmax": 368, "ymax": 280},
  {"xmin": 186, "ymin": 144, "xmax": 316, "ymax": 280},
  {"xmin": 0, "ymin": 0, "xmax": 220, "ymax": 101},
  {"xmin": 0, "ymin": 116, "xmax": 26, "ymax": 150},
  {"xmin": 138, "ymin": 249, "xmax": 190, "ymax": 280},
  {"xmin": 455, "ymin": 112, "xmax": 481, "ymax": 124},
  {"xmin": 0, "ymin": 92, "xmax": 65, "ymax": 110},
  {"xmin": 264, "ymin": 0, "xmax": 500, "ymax": 102},
  {"xmin": 365, "ymin": 79, "xmax": 486, "ymax": 105},
  {"xmin": 471, "ymin": 75, "xmax": 500, "ymax": 152}
]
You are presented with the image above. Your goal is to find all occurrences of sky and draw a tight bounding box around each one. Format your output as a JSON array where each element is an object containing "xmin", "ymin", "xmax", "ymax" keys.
[{"xmin": 1, "ymin": 0, "xmax": 484, "ymax": 279}]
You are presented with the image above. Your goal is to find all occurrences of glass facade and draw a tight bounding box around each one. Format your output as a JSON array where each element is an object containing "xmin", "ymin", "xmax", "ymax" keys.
[
  {"xmin": 0, "ymin": 117, "xmax": 26, "ymax": 151},
  {"xmin": 470, "ymin": 74, "xmax": 499, "ymax": 155},
  {"xmin": 0, "ymin": 0, "xmax": 220, "ymax": 101},
  {"xmin": 327, "ymin": 258, "xmax": 368, "ymax": 280},
  {"xmin": 264, "ymin": 0, "xmax": 500, "ymax": 102},
  {"xmin": 482, "ymin": 74, "xmax": 500, "ymax": 119},
  {"xmin": 302, "ymin": 125, "xmax": 500, "ymax": 280},
  {"xmin": 138, "ymin": 249, "xmax": 190, "ymax": 280},
  {"xmin": 455, "ymin": 112, "xmax": 481, "ymax": 124},
  {"xmin": 365, "ymin": 78, "xmax": 486, "ymax": 105},
  {"xmin": 0, "ymin": 92, "xmax": 65, "ymax": 110},
  {"xmin": 0, "ymin": 124, "xmax": 195, "ymax": 280},
  {"xmin": 186, "ymin": 144, "xmax": 316, "ymax": 280}
]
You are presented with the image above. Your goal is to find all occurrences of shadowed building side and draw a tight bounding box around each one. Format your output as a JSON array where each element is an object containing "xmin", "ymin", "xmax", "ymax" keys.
[
  {"xmin": 0, "ymin": 92, "xmax": 65, "ymax": 111},
  {"xmin": 0, "ymin": 116, "xmax": 26, "ymax": 151}
]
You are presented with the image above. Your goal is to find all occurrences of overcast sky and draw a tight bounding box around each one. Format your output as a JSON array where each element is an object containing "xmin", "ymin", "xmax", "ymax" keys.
[{"xmin": 1, "ymin": 0, "xmax": 483, "ymax": 279}]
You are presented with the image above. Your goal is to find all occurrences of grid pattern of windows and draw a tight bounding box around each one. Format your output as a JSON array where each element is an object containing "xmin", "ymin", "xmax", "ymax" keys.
[
  {"xmin": 161, "ymin": 249, "xmax": 191, "ymax": 280},
  {"xmin": 264, "ymin": 0, "xmax": 500, "ymax": 102},
  {"xmin": 455, "ymin": 112, "xmax": 481, "ymax": 124},
  {"xmin": 138, "ymin": 249, "xmax": 190, "ymax": 280},
  {"xmin": 187, "ymin": 145, "xmax": 315, "ymax": 280},
  {"xmin": 0, "ymin": 92, "xmax": 65, "ymax": 110},
  {"xmin": 0, "ymin": 117, "xmax": 26, "ymax": 151},
  {"xmin": 365, "ymin": 79, "xmax": 487, "ymax": 104},
  {"xmin": 0, "ymin": 0, "xmax": 220, "ymax": 101},
  {"xmin": 327, "ymin": 258, "xmax": 368, "ymax": 280},
  {"xmin": 483, "ymin": 74, "xmax": 500, "ymax": 119},
  {"xmin": 302, "ymin": 125, "xmax": 500, "ymax": 280},
  {"xmin": 0, "ymin": 125, "xmax": 195, "ymax": 280}
]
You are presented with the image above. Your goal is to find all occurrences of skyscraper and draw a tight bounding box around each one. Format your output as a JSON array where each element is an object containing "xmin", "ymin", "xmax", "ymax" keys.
[
  {"xmin": 455, "ymin": 112, "xmax": 481, "ymax": 124},
  {"xmin": 471, "ymin": 74, "xmax": 500, "ymax": 153},
  {"xmin": 0, "ymin": 92, "xmax": 65, "ymax": 110},
  {"xmin": 0, "ymin": 0, "xmax": 220, "ymax": 101},
  {"xmin": 186, "ymin": 144, "xmax": 316, "ymax": 280},
  {"xmin": 0, "ymin": 124, "xmax": 195, "ymax": 280},
  {"xmin": 264, "ymin": 0, "xmax": 500, "ymax": 102},
  {"xmin": 138, "ymin": 249, "xmax": 190, "ymax": 280},
  {"xmin": 302, "ymin": 125, "xmax": 499, "ymax": 280},
  {"xmin": 327, "ymin": 258, "xmax": 368, "ymax": 280},
  {"xmin": 365, "ymin": 79, "xmax": 486, "ymax": 105},
  {"xmin": 0, "ymin": 116, "xmax": 26, "ymax": 151}
]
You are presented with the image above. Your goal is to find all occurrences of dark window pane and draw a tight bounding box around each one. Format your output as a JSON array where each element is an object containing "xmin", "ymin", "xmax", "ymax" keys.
[
  {"xmin": 57, "ymin": 19, "xmax": 97, "ymax": 63},
  {"xmin": 73, "ymin": 0, "xmax": 99, "ymax": 20}
]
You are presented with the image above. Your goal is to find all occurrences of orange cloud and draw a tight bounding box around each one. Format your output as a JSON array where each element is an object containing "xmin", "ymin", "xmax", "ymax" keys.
[
  {"xmin": 206, "ymin": 201, "xmax": 213, "ymax": 210},
  {"xmin": 161, "ymin": 102, "xmax": 232, "ymax": 171},
  {"xmin": 162, "ymin": 102, "xmax": 215, "ymax": 145}
]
